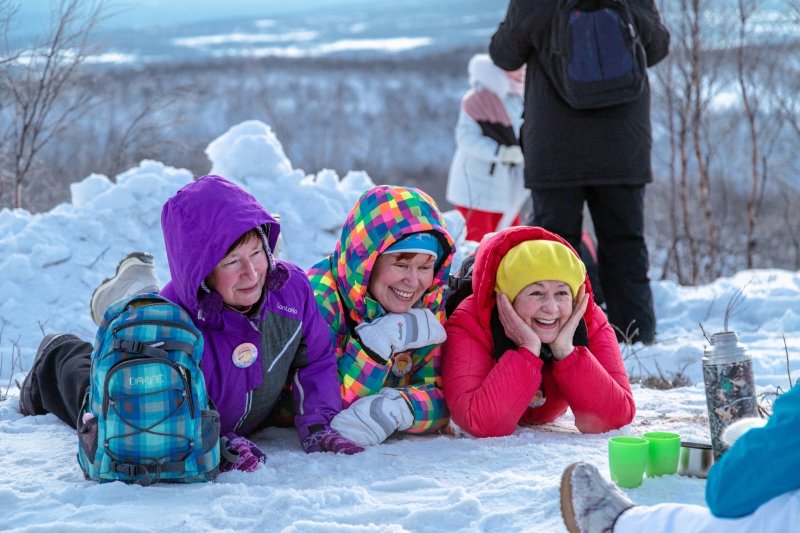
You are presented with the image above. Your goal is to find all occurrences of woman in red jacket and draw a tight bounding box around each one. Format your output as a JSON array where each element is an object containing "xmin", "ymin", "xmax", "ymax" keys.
[{"xmin": 442, "ymin": 226, "xmax": 634, "ymax": 437}]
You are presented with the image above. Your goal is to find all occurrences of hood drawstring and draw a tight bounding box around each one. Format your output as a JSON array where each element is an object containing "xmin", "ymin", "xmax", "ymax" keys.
[
  {"xmin": 257, "ymin": 224, "xmax": 290, "ymax": 292},
  {"xmin": 197, "ymin": 280, "xmax": 225, "ymax": 330},
  {"xmin": 196, "ymin": 223, "xmax": 289, "ymax": 329}
]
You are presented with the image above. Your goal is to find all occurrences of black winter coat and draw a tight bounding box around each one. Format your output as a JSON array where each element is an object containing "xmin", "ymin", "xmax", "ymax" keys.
[{"xmin": 489, "ymin": 0, "xmax": 670, "ymax": 189}]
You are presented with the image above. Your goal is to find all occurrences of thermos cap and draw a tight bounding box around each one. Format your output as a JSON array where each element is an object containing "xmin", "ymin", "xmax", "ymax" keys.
[{"xmin": 703, "ymin": 330, "xmax": 749, "ymax": 364}]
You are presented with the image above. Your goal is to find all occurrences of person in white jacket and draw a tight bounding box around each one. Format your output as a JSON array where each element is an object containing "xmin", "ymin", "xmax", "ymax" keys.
[{"xmin": 446, "ymin": 54, "xmax": 526, "ymax": 242}]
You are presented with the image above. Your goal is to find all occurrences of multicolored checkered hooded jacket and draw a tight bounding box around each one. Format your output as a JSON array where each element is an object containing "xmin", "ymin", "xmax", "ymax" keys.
[{"xmin": 307, "ymin": 185, "xmax": 455, "ymax": 434}]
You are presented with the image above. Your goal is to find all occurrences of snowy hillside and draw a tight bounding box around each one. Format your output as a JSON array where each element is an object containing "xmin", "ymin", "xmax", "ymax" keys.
[{"xmin": 1, "ymin": 121, "xmax": 798, "ymax": 532}]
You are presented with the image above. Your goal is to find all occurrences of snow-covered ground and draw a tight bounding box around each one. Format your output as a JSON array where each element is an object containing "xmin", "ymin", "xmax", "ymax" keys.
[{"xmin": 1, "ymin": 121, "xmax": 798, "ymax": 532}]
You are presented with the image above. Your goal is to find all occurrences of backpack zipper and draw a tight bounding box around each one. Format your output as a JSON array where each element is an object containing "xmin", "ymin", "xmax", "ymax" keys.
[{"xmin": 112, "ymin": 319, "xmax": 199, "ymax": 338}]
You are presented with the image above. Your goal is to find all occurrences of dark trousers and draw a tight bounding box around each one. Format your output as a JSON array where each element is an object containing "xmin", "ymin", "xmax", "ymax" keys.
[
  {"xmin": 531, "ymin": 185, "xmax": 656, "ymax": 343},
  {"xmin": 30, "ymin": 336, "xmax": 92, "ymax": 428}
]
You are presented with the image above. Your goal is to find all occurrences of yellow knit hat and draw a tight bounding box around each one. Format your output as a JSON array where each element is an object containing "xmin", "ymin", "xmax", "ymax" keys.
[{"xmin": 495, "ymin": 240, "xmax": 586, "ymax": 302}]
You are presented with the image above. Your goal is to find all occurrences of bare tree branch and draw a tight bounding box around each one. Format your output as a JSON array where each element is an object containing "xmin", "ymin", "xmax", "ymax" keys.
[
  {"xmin": 0, "ymin": 1, "xmax": 20, "ymax": 66},
  {"xmin": 0, "ymin": 0, "xmax": 108, "ymax": 208}
]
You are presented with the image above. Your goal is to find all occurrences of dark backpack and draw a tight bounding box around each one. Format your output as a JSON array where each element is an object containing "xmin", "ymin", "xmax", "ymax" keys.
[
  {"xmin": 444, "ymin": 254, "xmax": 476, "ymax": 318},
  {"xmin": 77, "ymin": 293, "xmax": 221, "ymax": 485},
  {"xmin": 540, "ymin": 0, "xmax": 647, "ymax": 109}
]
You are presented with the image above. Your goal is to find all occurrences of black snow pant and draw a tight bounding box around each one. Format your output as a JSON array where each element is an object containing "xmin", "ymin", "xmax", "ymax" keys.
[
  {"xmin": 531, "ymin": 184, "xmax": 656, "ymax": 344},
  {"xmin": 28, "ymin": 336, "xmax": 92, "ymax": 428}
]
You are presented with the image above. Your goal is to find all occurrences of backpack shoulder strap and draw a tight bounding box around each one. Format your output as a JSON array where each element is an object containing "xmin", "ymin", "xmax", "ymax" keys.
[{"xmin": 112, "ymin": 338, "xmax": 195, "ymax": 358}]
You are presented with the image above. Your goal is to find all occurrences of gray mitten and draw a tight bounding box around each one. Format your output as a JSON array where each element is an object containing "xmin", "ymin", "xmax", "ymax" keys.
[
  {"xmin": 330, "ymin": 388, "xmax": 414, "ymax": 446},
  {"xmin": 355, "ymin": 309, "xmax": 447, "ymax": 361},
  {"xmin": 498, "ymin": 145, "xmax": 524, "ymax": 164}
]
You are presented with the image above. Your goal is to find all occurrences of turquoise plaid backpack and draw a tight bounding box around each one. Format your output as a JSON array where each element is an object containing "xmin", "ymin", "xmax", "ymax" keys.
[{"xmin": 77, "ymin": 293, "xmax": 221, "ymax": 484}]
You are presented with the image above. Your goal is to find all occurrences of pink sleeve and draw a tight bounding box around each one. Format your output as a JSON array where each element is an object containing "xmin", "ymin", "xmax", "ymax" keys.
[{"xmin": 549, "ymin": 303, "xmax": 635, "ymax": 433}]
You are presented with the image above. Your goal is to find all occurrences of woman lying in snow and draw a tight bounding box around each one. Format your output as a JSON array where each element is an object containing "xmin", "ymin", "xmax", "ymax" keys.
[
  {"xmin": 19, "ymin": 175, "xmax": 362, "ymax": 476},
  {"xmin": 307, "ymin": 185, "xmax": 455, "ymax": 446},
  {"xmin": 442, "ymin": 226, "xmax": 635, "ymax": 437}
]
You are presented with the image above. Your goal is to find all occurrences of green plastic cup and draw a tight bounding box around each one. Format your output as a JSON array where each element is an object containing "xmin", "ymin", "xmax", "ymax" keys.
[
  {"xmin": 643, "ymin": 432, "xmax": 681, "ymax": 477},
  {"xmin": 608, "ymin": 436, "xmax": 649, "ymax": 488}
]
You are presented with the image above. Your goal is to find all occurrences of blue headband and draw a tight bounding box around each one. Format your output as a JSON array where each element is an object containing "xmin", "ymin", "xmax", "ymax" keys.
[{"xmin": 384, "ymin": 232, "xmax": 443, "ymax": 260}]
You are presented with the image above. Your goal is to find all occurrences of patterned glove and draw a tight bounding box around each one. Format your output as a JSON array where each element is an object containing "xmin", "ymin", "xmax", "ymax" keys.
[
  {"xmin": 221, "ymin": 434, "xmax": 266, "ymax": 472},
  {"xmin": 330, "ymin": 388, "xmax": 414, "ymax": 446},
  {"xmin": 355, "ymin": 309, "xmax": 446, "ymax": 362},
  {"xmin": 302, "ymin": 429, "xmax": 364, "ymax": 455}
]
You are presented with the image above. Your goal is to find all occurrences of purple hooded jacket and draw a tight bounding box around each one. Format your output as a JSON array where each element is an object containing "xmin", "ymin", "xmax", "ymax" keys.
[{"xmin": 159, "ymin": 175, "xmax": 342, "ymax": 442}]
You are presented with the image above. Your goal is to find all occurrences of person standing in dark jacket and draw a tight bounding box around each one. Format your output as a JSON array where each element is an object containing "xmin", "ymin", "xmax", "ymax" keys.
[{"xmin": 489, "ymin": 0, "xmax": 670, "ymax": 344}]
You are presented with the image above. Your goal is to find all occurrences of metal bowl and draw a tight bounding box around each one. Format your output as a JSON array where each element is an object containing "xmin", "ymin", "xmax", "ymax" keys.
[{"xmin": 678, "ymin": 441, "xmax": 714, "ymax": 478}]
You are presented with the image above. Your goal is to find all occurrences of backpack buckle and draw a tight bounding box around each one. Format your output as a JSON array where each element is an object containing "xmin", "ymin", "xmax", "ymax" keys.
[
  {"xmin": 115, "ymin": 339, "xmax": 143, "ymax": 354},
  {"xmin": 112, "ymin": 462, "xmax": 145, "ymax": 477},
  {"xmin": 447, "ymin": 275, "xmax": 457, "ymax": 290},
  {"xmin": 447, "ymin": 275, "xmax": 469, "ymax": 292}
]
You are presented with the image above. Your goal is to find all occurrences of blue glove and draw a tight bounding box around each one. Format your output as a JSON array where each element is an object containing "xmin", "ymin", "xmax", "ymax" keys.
[
  {"xmin": 302, "ymin": 428, "xmax": 364, "ymax": 455},
  {"xmin": 221, "ymin": 433, "xmax": 266, "ymax": 472}
]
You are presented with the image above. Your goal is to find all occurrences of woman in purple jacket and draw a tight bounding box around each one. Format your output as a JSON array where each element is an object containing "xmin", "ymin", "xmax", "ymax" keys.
[{"xmin": 19, "ymin": 175, "xmax": 362, "ymax": 472}]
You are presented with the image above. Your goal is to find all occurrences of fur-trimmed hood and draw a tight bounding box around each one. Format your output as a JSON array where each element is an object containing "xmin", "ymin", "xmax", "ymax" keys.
[
  {"xmin": 470, "ymin": 226, "xmax": 595, "ymax": 331},
  {"xmin": 468, "ymin": 53, "xmax": 511, "ymax": 98},
  {"xmin": 160, "ymin": 175, "xmax": 282, "ymax": 324}
]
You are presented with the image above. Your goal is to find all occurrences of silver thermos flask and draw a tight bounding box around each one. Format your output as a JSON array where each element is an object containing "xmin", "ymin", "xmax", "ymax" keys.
[{"xmin": 702, "ymin": 331, "xmax": 759, "ymax": 460}]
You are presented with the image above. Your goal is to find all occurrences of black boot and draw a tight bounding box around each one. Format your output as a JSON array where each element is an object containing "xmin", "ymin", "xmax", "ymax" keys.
[{"xmin": 18, "ymin": 333, "xmax": 82, "ymax": 416}]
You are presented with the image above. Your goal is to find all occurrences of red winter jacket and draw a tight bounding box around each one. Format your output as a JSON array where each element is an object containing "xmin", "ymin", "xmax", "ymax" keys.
[{"xmin": 442, "ymin": 227, "xmax": 635, "ymax": 437}]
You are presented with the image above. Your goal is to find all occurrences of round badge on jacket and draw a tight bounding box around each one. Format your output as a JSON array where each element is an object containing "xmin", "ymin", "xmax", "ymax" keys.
[
  {"xmin": 232, "ymin": 342, "xmax": 258, "ymax": 368},
  {"xmin": 528, "ymin": 389, "xmax": 546, "ymax": 409},
  {"xmin": 391, "ymin": 351, "xmax": 413, "ymax": 377}
]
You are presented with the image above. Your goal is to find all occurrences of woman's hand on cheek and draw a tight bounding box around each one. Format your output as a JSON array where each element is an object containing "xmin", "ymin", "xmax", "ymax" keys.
[
  {"xmin": 497, "ymin": 292, "xmax": 541, "ymax": 356},
  {"xmin": 549, "ymin": 284, "xmax": 589, "ymax": 360}
]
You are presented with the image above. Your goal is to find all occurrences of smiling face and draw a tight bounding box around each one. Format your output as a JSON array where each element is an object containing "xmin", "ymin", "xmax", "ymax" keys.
[
  {"xmin": 209, "ymin": 233, "xmax": 268, "ymax": 309},
  {"xmin": 511, "ymin": 280, "xmax": 574, "ymax": 344},
  {"xmin": 368, "ymin": 252, "xmax": 436, "ymax": 313}
]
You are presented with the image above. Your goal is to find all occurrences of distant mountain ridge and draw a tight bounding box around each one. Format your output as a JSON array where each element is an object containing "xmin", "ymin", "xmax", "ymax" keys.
[{"xmin": 12, "ymin": 0, "xmax": 503, "ymax": 65}]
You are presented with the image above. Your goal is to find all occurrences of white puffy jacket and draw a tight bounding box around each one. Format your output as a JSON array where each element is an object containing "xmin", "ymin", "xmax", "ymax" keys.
[{"xmin": 445, "ymin": 92, "xmax": 525, "ymax": 214}]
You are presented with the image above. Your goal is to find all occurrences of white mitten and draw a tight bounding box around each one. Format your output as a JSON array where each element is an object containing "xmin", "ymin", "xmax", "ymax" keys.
[
  {"xmin": 498, "ymin": 145, "xmax": 524, "ymax": 165},
  {"xmin": 721, "ymin": 417, "xmax": 767, "ymax": 446},
  {"xmin": 330, "ymin": 388, "xmax": 414, "ymax": 446},
  {"xmin": 355, "ymin": 309, "xmax": 447, "ymax": 361}
]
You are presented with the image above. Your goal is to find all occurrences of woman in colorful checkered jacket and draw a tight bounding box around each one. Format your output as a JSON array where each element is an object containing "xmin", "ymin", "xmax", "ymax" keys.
[{"xmin": 307, "ymin": 185, "xmax": 455, "ymax": 446}]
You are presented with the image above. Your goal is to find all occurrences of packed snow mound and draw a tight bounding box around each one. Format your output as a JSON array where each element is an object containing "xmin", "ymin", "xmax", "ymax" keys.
[
  {"xmin": 0, "ymin": 120, "xmax": 376, "ymax": 350},
  {"xmin": 206, "ymin": 120, "xmax": 293, "ymax": 181}
]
